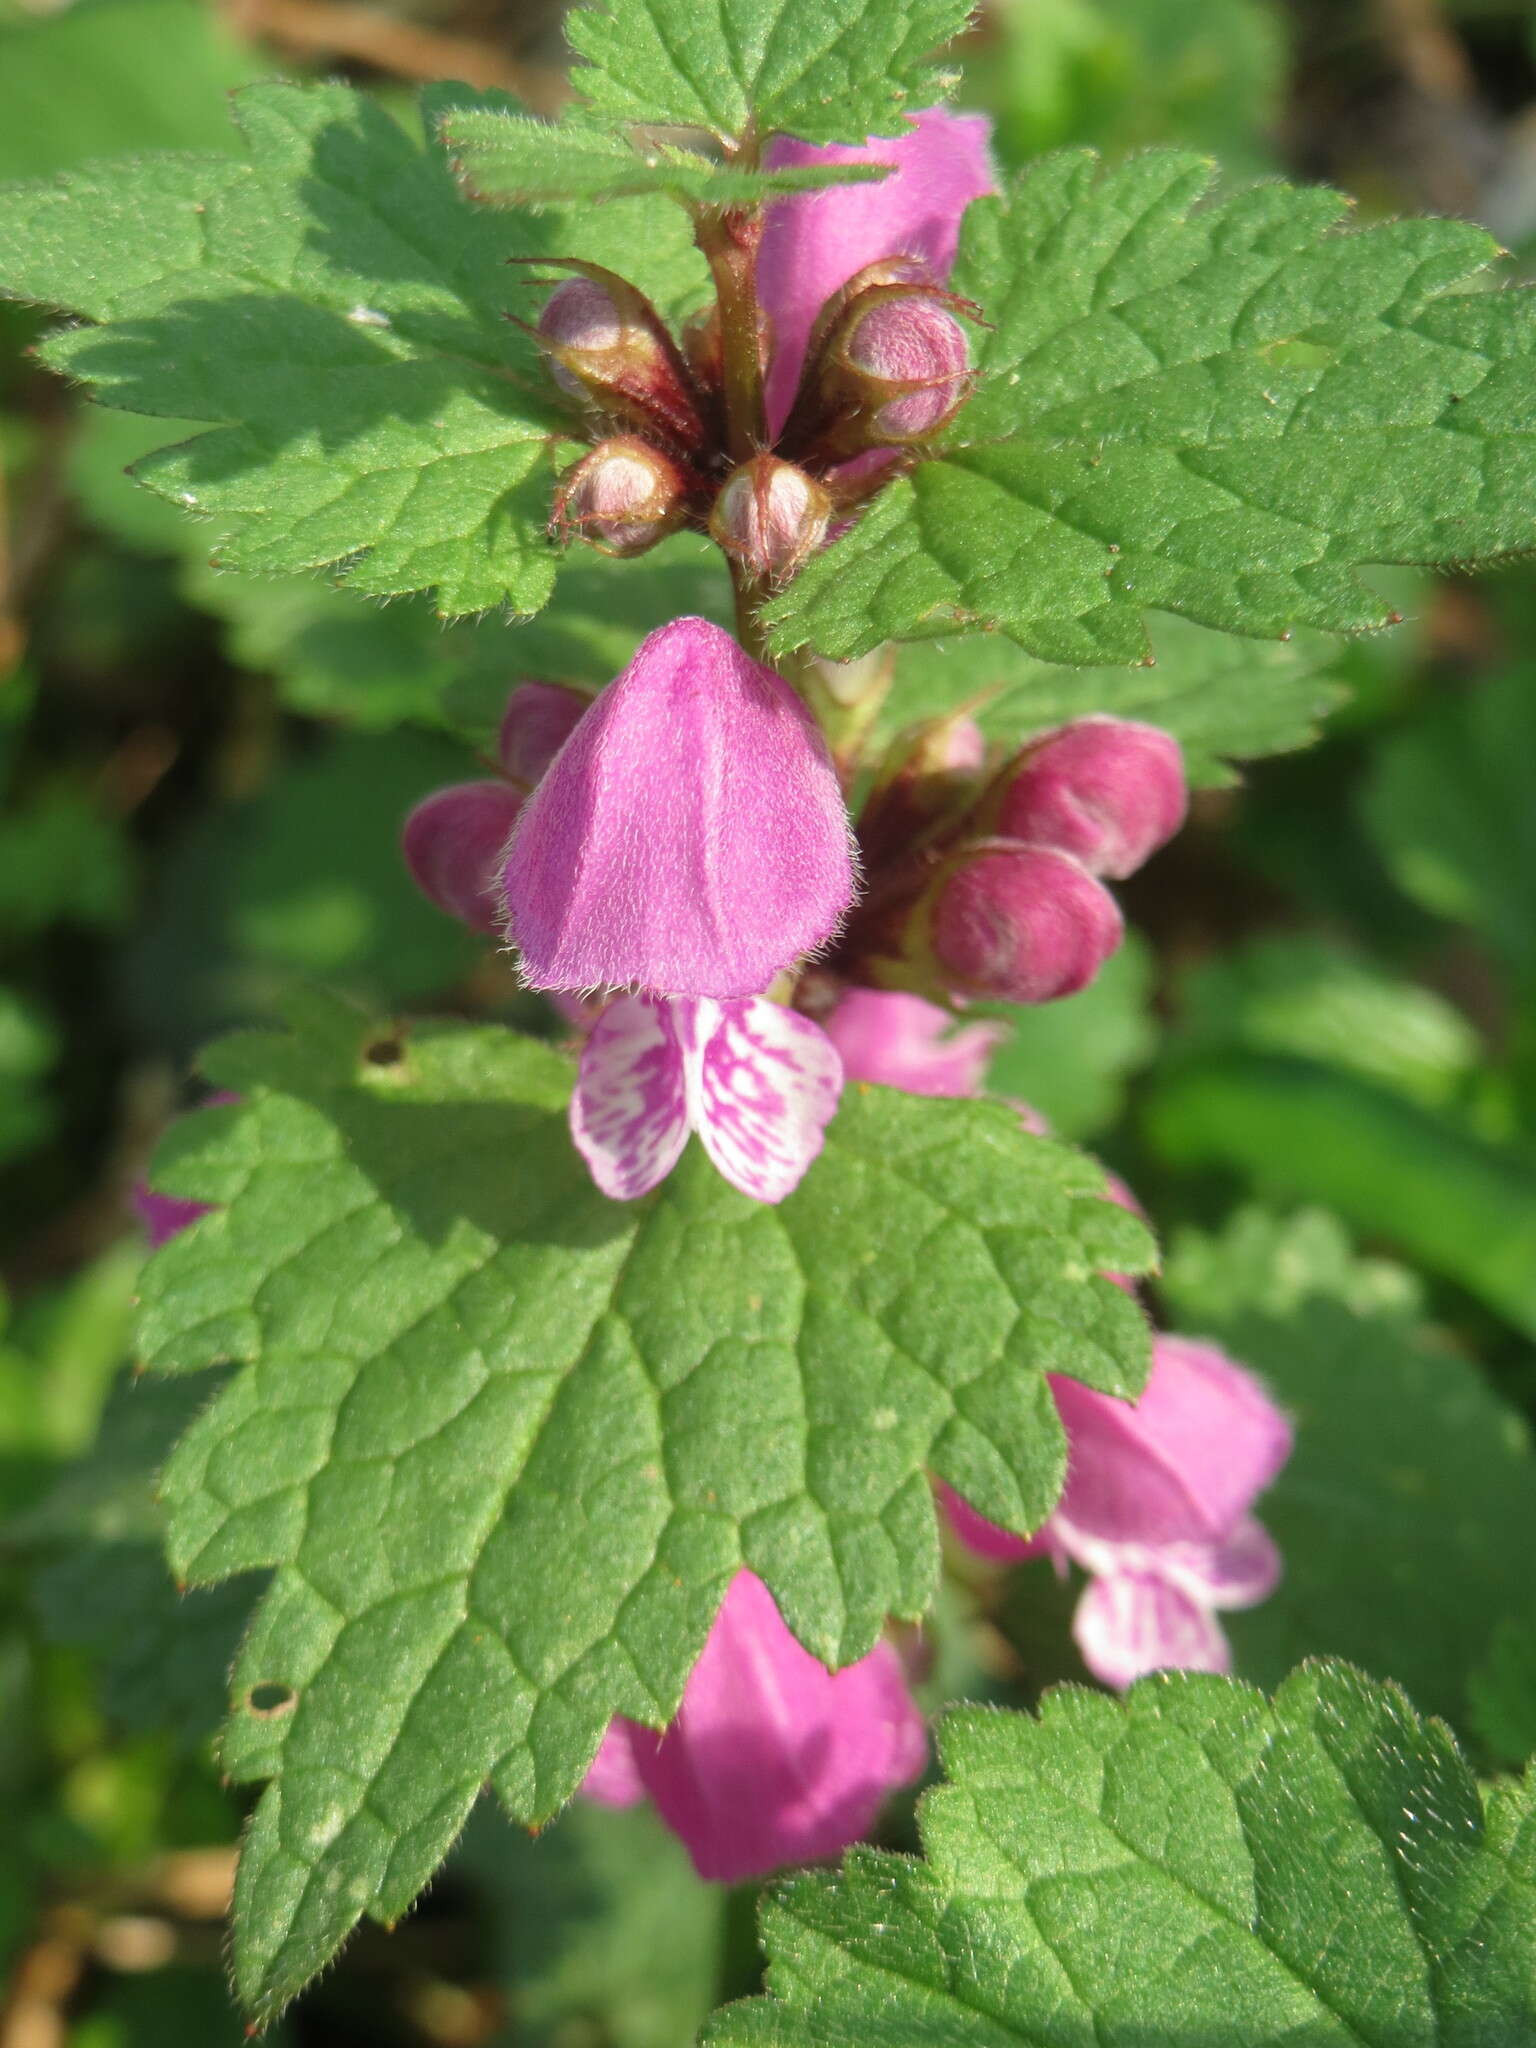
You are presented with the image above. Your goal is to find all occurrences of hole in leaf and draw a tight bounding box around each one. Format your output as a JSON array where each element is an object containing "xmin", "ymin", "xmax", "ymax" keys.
[
  {"xmin": 363, "ymin": 1034, "xmax": 405, "ymax": 1067},
  {"xmin": 246, "ymin": 1682, "xmax": 297, "ymax": 1718}
]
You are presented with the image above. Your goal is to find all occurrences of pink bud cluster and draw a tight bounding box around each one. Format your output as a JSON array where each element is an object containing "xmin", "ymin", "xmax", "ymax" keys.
[
  {"xmin": 841, "ymin": 712, "xmax": 1187, "ymax": 1006},
  {"xmin": 523, "ymin": 109, "xmax": 996, "ymax": 586}
]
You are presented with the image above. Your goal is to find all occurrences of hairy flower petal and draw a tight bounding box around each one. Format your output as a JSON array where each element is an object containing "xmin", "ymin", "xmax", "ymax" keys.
[
  {"xmin": 759, "ymin": 107, "xmax": 996, "ymax": 433},
  {"xmin": 504, "ymin": 618, "xmax": 856, "ymax": 998}
]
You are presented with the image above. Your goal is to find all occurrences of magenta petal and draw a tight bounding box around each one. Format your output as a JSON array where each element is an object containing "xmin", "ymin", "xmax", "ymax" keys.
[
  {"xmin": 1073, "ymin": 1569, "xmax": 1230, "ymax": 1690},
  {"xmin": 626, "ymin": 1571, "xmax": 926, "ymax": 1885},
  {"xmin": 401, "ymin": 780, "xmax": 523, "ymax": 935},
  {"xmin": 936, "ymin": 1480, "xmax": 1053, "ymax": 1565},
  {"xmin": 759, "ymin": 108, "xmax": 996, "ymax": 433},
  {"xmin": 497, "ymin": 682, "xmax": 588, "ymax": 789},
  {"xmin": 570, "ymin": 994, "xmax": 690, "ymax": 1200},
  {"xmin": 1157, "ymin": 1516, "xmax": 1283, "ymax": 1613},
  {"xmin": 503, "ymin": 618, "xmax": 856, "ymax": 998},
  {"xmin": 691, "ymin": 998, "xmax": 843, "ymax": 1204},
  {"xmin": 134, "ymin": 1187, "xmax": 215, "ymax": 1249},
  {"xmin": 580, "ymin": 1721, "xmax": 647, "ymax": 1807},
  {"xmin": 1051, "ymin": 1335, "xmax": 1293, "ymax": 1550},
  {"xmin": 825, "ymin": 988, "xmax": 1002, "ymax": 1098}
]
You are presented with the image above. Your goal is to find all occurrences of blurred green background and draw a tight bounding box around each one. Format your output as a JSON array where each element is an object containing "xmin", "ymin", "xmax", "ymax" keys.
[{"xmin": 5, "ymin": 0, "xmax": 1536, "ymax": 2041}]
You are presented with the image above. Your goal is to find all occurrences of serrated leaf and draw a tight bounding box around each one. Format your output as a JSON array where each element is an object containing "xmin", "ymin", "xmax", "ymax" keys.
[
  {"xmin": 1163, "ymin": 1207, "xmax": 1536, "ymax": 1734},
  {"xmin": 882, "ymin": 612, "xmax": 1345, "ymax": 785},
  {"xmin": 567, "ymin": 0, "xmax": 971, "ymax": 148},
  {"xmin": 442, "ymin": 107, "xmax": 891, "ymax": 204},
  {"xmin": 768, "ymin": 149, "xmax": 1536, "ymax": 663},
  {"xmin": 134, "ymin": 997, "xmax": 1152, "ymax": 2018},
  {"xmin": 0, "ymin": 81, "xmax": 693, "ymax": 618},
  {"xmin": 708, "ymin": 1661, "xmax": 1536, "ymax": 2045}
]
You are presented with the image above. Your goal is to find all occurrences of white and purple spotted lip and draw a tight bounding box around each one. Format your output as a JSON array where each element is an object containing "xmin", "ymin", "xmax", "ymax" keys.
[{"xmin": 570, "ymin": 992, "xmax": 844, "ymax": 1204}]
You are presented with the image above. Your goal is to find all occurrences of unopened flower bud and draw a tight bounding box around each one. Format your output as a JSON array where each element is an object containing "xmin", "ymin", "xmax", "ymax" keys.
[
  {"xmin": 858, "ymin": 711, "xmax": 986, "ymax": 870},
  {"xmin": 402, "ymin": 780, "xmax": 523, "ymax": 935},
  {"xmin": 533, "ymin": 265, "xmax": 706, "ymax": 447},
  {"xmin": 928, "ymin": 840, "xmax": 1123, "ymax": 1004},
  {"xmin": 785, "ymin": 260, "xmax": 975, "ymax": 458},
  {"xmin": 994, "ymin": 717, "xmax": 1187, "ymax": 879},
  {"xmin": 553, "ymin": 437, "xmax": 690, "ymax": 558},
  {"xmin": 497, "ymin": 681, "xmax": 587, "ymax": 790},
  {"xmin": 840, "ymin": 290, "xmax": 971, "ymax": 441},
  {"xmin": 709, "ymin": 454, "xmax": 832, "ymax": 582}
]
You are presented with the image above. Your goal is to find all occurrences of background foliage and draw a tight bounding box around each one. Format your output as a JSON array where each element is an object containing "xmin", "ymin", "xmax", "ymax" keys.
[{"xmin": 3, "ymin": 0, "xmax": 1536, "ymax": 2041}]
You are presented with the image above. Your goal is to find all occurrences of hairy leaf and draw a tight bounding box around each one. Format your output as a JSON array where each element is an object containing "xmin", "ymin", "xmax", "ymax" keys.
[
  {"xmin": 769, "ymin": 150, "xmax": 1536, "ymax": 663},
  {"xmin": 135, "ymin": 994, "xmax": 1151, "ymax": 2017},
  {"xmin": 442, "ymin": 107, "xmax": 891, "ymax": 204},
  {"xmin": 707, "ymin": 1662, "xmax": 1536, "ymax": 2045},
  {"xmin": 567, "ymin": 0, "xmax": 970, "ymax": 147},
  {"xmin": 0, "ymin": 82, "xmax": 706, "ymax": 618}
]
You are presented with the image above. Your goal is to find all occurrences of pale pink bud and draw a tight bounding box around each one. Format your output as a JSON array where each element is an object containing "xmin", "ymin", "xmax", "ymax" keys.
[
  {"xmin": 503, "ymin": 617, "xmax": 857, "ymax": 998},
  {"xmin": 709, "ymin": 454, "xmax": 832, "ymax": 582},
  {"xmin": 995, "ymin": 717, "xmax": 1188, "ymax": 880},
  {"xmin": 942, "ymin": 1336, "xmax": 1292, "ymax": 1689},
  {"xmin": 825, "ymin": 988, "xmax": 1001, "ymax": 1098},
  {"xmin": 758, "ymin": 108, "xmax": 997, "ymax": 435},
  {"xmin": 497, "ymin": 681, "xmax": 587, "ymax": 791},
  {"xmin": 402, "ymin": 779, "xmax": 523, "ymax": 935},
  {"xmin": 839, "ymin": 289, "xmax": 971, "ymax": 442},
  {"xmin": 553, "ymin": 437, "xmax": 690, "ymax": 558},
  {"xmin": 580, "ymin": 1571, "xmax": 926, "ymax": 1883},
  {"xmin": 534, "ymin": 266, "xmax": 705, "ymax": 446},
  {"xmin": 929, "ymin": 841, "xmax": 1123, "ymax": 1004}
]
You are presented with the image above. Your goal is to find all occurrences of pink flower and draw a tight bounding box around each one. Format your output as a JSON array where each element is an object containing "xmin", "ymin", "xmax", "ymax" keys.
[
  {"xmin": 581, "ymin": 1571, "xmax": 926, "ymax": 1884},
  {"xmin": 402, "ymin": 683, "xmax": 586, "ymax": 933},
  {"xmin": 993, "ymin": 718, "xmax": 1188, "ymax": 880},
  {"xmin": 571, "ymin": 992, "xmax": 842, "ymax": 1203},
  {"xmin": 928, "ymin": 840, "xmax": 1124, "ymax": 1004},
  {"xmin": 943, "ymin": 1336, "xmax": 1292, "ymax": 1688},
  {"xmin": 503, "ymin": 618, "xmax": 857, "ymax": 999},
  {"xmin": 825, "ymin": 987, "xmax": 1001, "ymax": 1097},
  {"xmin": 758, "ymin": 108, "xmax": 996, "ymax": 435}
]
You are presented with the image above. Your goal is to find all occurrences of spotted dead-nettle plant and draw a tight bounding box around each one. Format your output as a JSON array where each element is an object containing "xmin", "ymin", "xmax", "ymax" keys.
[{"xmin": 11, "ymin": 0, "xmax": 1536, "ymax": 2030}]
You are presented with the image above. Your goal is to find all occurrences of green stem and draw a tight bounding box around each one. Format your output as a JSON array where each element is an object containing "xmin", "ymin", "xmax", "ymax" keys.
[{"xmin": 697, "ymin": 203, "xmax": 768, "ymax": 463}]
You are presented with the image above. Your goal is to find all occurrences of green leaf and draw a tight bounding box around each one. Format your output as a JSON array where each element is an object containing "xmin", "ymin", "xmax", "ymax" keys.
[
  {"xmin": 1163, "ymin": 1207, "xmax": 1536, "ymax": 1734},
  {"xmin": 882, "ymin": 613, "xmax": 1345, "ymax": 786},
  {"xmin": 768, "ymin": 150, "xmax": 1536, "ymax": 662},
  {"xmin": 134, "ymin": 996, "xmax": 1152, "ymax": 2018},
  {"xmin": 1144, "ymin": 1052, "xmax": 1536, "ymax": 1337},
  {"xmin": 455, "ymin": 1796, "xmax": 725, "ymax": 2048},
  {"xmin": 1363, "ymin": 661, "xmax": 1536, "ymax": 988},
  {"xmin": 567, "ymin": 0, "xmax": 971, "ymax": 147},
  {"xmin": 0, "ymin": 82, "xmax": 625, "ymax": 618},
  {"xmin": 707, "ymin": 1662, "xmax": 1536, "ymax": 2046},
  {"xmin": 1173, "ymin": 933, "xmax": 1482, "ymax": 1108},
  {"xmin": 442, "ymin": 107, "xmax": 891, "ymax": 204}
]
